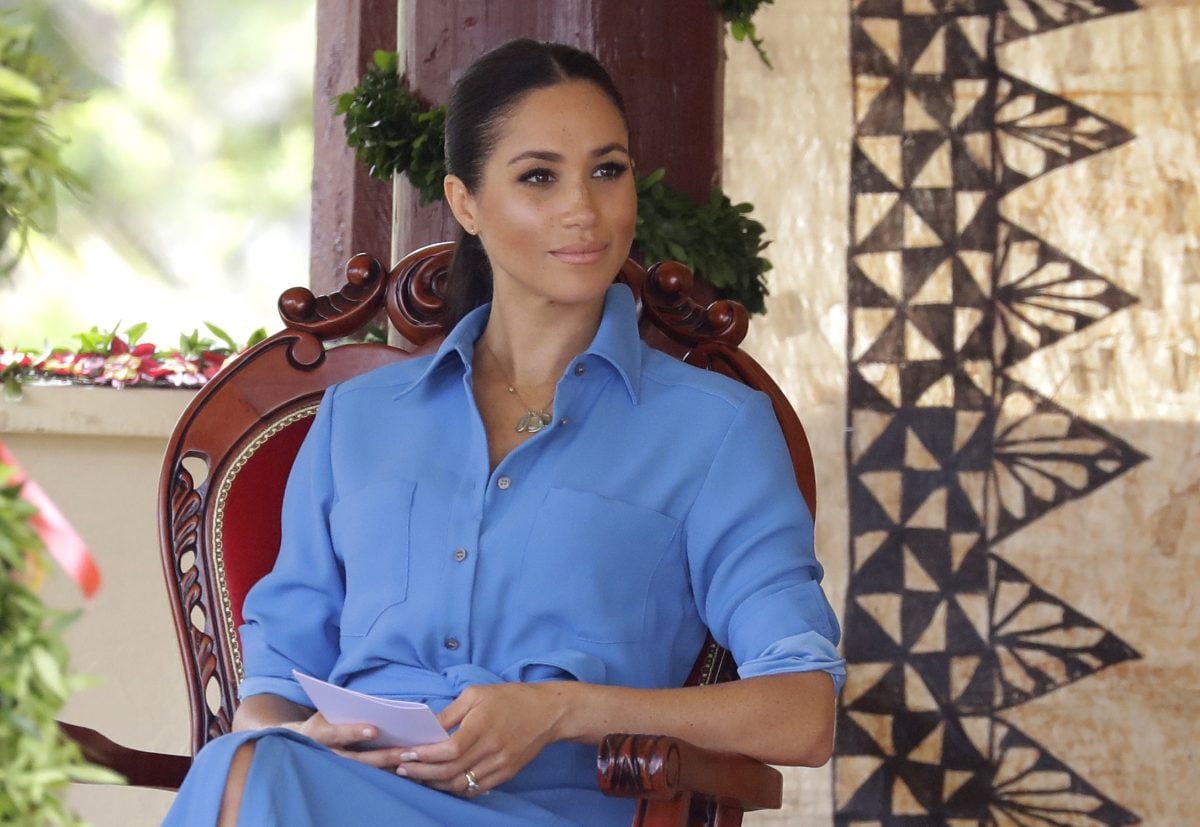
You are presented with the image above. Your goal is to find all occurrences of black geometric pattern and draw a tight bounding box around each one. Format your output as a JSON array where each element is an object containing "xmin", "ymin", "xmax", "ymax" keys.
[
  {"xmin": 994, "ymin": 221, "xmax": 1138, "ymax": 367},
  {"xmin": 994, "ymin": 74, "xmax": 1136, "ymax": 195},
  {"xmin": 839, "ymin": 1, "xmax": 1144, "ymax": 824},
  {"xmin": 996, "ymin": 0, "xmax": 1141, "ymax": 45}
]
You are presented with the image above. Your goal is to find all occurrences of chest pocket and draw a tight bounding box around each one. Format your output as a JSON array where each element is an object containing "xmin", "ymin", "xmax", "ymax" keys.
[
  {"xmin": 330, "ymin": 478, "xmax": 416, "ymax": 636},
  {"xmin": 517, "ymin": 487, "xmax": 681, "ymax": 644}
]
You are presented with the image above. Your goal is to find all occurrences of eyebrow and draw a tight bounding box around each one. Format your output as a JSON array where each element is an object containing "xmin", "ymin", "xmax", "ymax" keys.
[{"xmin": 507, "ymin": 143, "xmax": 630, "ymax": 166}]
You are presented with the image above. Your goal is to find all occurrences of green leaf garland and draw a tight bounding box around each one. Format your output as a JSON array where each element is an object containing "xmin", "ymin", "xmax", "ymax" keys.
[
  {"xmin": 0, "ymin": 466, "xmax": 123, "ymax": 824},
  {"xmin": 337, "ymin": 49, "xmax": 772, "ymax": 314}
]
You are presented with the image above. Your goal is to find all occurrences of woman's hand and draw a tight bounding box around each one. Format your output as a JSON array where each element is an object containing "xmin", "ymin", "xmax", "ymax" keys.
[
  {"xmin": 281, "ymin": 712, "xmax": 417, "ymax": 770},
  {"xmin": 394, "ymin": 682, "xmax": 570, "ymax": 795},
  {"xmin": 233, "ymin": 695, "xmax": 414, "ymax": 771}
]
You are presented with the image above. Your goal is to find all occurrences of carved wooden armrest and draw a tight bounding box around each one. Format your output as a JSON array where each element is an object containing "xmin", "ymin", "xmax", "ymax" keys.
[
  {"xmin": 59, "ymin": 721, "xmax": 191, "ymax": 790},
  {"xmin": 596, "ymin": 733, "xmax": 783, "ymax": 812}
]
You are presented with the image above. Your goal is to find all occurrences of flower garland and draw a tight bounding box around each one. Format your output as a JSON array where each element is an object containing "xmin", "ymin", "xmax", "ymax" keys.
[
  {"xmin": 338, "ymin": 50, "xmax": 773, "ymax": 315},
  {"xmin": 1, "ymin": 323, "xmax": 265, "ymax": 398}
]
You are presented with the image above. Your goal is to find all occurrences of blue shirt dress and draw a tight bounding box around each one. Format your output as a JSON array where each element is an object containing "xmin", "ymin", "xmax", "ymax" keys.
[{"xmin": 163, "ymin": 284, "xmax": 845, "ymax": 826}]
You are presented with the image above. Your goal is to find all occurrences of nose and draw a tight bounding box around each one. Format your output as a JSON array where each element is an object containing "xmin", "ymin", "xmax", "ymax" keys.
[{"xmin": 561, "ymin": 178, "xmax": 598, "ymax": 229}]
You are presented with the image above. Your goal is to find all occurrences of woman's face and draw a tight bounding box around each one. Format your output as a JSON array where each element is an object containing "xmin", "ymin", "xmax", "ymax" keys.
[{"xmin": 448, "ymin": 80, "xmax": 637, "ymax": 311}]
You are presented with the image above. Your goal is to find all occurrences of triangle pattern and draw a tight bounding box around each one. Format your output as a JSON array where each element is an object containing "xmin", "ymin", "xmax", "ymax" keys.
[
  {"xmin": 915, "ymin": 373, "xmax": 955, "ymax": 407},
  {"xmin": 956, "ymin": 16, "xmax": 990, "ymax": 61},
  {"xmin": 843, "ymin": 4, "xmax": 1146, "ymax": 825},
  {"xmin": 994, "ymin": 71, "xmax": 1136, "ymax": 194},
  {"xmin": 990, "ymin": 557, "xmax": 1141, "ymax": 709},
  {"xmin": 903, "ymin": 203, "xmax": 944, "ymax": 247},
  {"xmin": 904, "ymin": 545, "xmax": 942, "ymax": 591},
  {"xmin": 990, "ymin": 379, "xmax": 1148, "ymax": 540},
  {"xmin": 904, "ymin": 89, "xmax": 944, "ymax": 132},
  {"xmin": 852, "ymin": 411, "xmax": 896, "ymax": 466},
  {"xmin": 855, "ymin": 193, "xmax": 902, "ymax": 246},
  {"xmin": 910, "ymin": 25, "xmax": 947, "ymax": 75},
  {"xmin": 842, "ymin": 661, "xmax": 894, "ymax": 709},
  {"xmin": 855, "ymin": 252, "xmax": 905, "ymax": 301},
  {"xmin": 991, "ymin": 718, "xmax": 1141, "ymax": 825},
  {"xmin": 861, "ymin": 18, "xmax": 903, "ymax": 67},
  {"xmin": 892, "ymin": 776, "xmax": 928, "ymax": 815},
  {"xmin": 834, "ymin": 754, "xmax": 887, "ymax": 813},
  {"xmin": 858, "ymin": 592, "xmax": 905, "ymax": 646},
  {"xmin": 904, "ymin": 430, "xmax": 941, "ymax": 470},
  {"xmin": 858, "ymin": 136, "xmax": 906, "ymax": 189},
  {"xmin": 994, "ymin": 220, "xmax": 1139, "ymax": 366},
  {"xmin": 911, "ymin": 257, "xmax": 954, "ymax": 305},
  {"xmin": 997, "ymin": 0, "xmax": 1140, "ymax": 45}
]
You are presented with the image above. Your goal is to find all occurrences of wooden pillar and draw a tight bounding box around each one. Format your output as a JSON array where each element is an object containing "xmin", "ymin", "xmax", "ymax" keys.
[
  {"xmin": 310, "ymin": 0, "xmax": 397, "ymax": 294},
  {"xmin": 393, "ymin": 0, "xmax": 725, "ymax": 256}
]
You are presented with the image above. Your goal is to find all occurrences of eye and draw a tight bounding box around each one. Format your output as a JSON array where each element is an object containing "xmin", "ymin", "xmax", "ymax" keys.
[
  {"xmin": 593, "ymin": 161, "xmax": 629, "ymax": 180},
  {"xmin": 518, "ymin": 167, "xmax": 555, "ymax": 185}
]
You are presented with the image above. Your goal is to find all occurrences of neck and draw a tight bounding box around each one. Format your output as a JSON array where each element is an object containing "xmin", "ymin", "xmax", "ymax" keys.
[{"xmin": 477, "ymin": 290, "xmax": 606, "ymax": 388}]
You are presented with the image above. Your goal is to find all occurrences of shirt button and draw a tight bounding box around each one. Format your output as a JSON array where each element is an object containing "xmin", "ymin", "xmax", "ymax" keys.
[
  {"xmin": 454, "ymin": 548, "xmax": 468, "ymax": 562},
  {"xmin": 559, "ymin": 417, "xmax": 569, "ymax": 427},
  {"xmin": 444, "ymin": 637, "xmax": 460, "ymax": 651},
  {"xmin": 497, "ymin": 476, "xmax": 511, "ymax": 490},
  {"xmin": 574, "ymin": 363, "xmax": 587, "ymax": 377}
]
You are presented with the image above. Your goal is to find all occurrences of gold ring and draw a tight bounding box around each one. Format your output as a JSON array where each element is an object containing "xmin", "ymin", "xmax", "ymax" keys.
[{"xmin": 464, "ymin": 769, "xmax": 481, "ymax": 794}]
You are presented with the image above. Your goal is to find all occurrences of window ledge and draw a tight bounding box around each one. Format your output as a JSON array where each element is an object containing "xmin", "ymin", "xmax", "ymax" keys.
[{"xmin": 0, "ymin": 384, "xmax": 195, "ymax": 440}]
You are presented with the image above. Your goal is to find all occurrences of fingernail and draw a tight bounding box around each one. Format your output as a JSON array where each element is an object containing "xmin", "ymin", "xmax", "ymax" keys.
[
  {"xmin": 362, "ymin": 728, "xmax": 374, "ymax": 738},
  {"xmin": 395, "ymin": 767, "xmax": 407, "ymax": 777},
  {"xmin": 400, "ymin": 751, "xmax": 419, "ymax": 761}
]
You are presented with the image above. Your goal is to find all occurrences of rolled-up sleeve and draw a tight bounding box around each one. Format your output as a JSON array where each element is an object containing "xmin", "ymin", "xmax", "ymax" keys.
[
  {"xmin": 684, "ymin": 391, "xmax": 845, "ymax": 692},
  {"xmin": 238, "ymin": 387, "xmax": 344, "ymax": 706}
]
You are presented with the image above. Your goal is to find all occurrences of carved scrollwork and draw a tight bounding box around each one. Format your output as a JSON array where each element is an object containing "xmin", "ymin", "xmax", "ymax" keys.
[
  {"xmin": 167, "ymin": 463, "xmax": 234, "ymax": 751},
  {"xmin": 278, "ymin": 252, "xmax": 387, "ymax": 339},
  {"xmin": 638, "ymin": 261, "xmax": 750, "ymax": 350},
  {"xmin": 597, "ymin": 734, "xmax": 681, "ymax": 799},
  {"xmin": 385, "ymin": 242, "xmax": 455, "ymax": 347}
]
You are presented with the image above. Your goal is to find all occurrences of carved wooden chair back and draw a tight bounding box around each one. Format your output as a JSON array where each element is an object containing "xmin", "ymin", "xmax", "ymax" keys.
[{"xmin": 157, "ymin": 242, "xmax": 816, "ymax": 825}]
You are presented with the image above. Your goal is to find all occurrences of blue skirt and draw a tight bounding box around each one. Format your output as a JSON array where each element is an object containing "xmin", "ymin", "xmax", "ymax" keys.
[{"xmin": 162, "ymin": 729, "xmax": 637, "ymax": 826}]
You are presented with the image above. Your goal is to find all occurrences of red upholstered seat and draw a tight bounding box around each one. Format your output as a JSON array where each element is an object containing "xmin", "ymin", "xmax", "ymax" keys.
[{"xmin": 63, "ymin": 244, "xmax": 818, "ymax": 827}]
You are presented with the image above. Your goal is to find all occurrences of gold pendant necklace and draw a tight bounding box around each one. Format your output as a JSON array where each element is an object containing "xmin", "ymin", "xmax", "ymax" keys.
[
  {"xmin": 480, "ymin": 338, "xmax": 555, "ymax": 434},
  {"xmin": 510, "ymin": 389, "xmax": 554, "ymax": 434}
]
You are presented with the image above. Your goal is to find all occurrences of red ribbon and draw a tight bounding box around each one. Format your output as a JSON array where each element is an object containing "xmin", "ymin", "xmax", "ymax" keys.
[{"xmin": 0, "ymin": 441, "xmax": 101, "ymax": 598}]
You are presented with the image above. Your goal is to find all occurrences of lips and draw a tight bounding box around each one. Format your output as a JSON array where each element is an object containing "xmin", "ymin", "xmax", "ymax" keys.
[{"xmin": 550, "ymin": 242, "xmax": 608, "ymax": 265}]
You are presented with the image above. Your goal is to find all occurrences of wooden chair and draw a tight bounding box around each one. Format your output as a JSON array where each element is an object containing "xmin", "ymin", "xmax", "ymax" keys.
[{"xmin": 62, "ymin": 242, "xmax": 818, "ymax": 827}]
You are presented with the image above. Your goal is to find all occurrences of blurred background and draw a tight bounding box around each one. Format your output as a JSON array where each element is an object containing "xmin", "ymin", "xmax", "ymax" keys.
[{"xmin": 0, "ymin": 0, "xmax": 314, "ymax": 350}]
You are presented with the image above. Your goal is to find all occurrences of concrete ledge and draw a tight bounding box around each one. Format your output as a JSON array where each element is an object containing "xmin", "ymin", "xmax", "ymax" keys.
[{"xmin": 0, "ymin": 384, "xmax": 195, "ymax": 440}]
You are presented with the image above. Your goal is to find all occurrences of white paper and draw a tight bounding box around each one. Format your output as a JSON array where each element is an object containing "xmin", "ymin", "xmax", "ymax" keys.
[{"xmin": 292, "ymin": 670, "xmax": 449, "ymax": 749}]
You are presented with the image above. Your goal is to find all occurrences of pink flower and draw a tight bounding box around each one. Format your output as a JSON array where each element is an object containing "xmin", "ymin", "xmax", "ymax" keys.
[{"xmin": 100, "ymin": 353, "xmax": 146, "ymax": 388}]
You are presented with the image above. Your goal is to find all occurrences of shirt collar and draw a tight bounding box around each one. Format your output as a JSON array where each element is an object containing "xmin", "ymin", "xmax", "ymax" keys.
[{"xmin": 395, "ymin": 283, "xmax": 643, "ymax": 403}]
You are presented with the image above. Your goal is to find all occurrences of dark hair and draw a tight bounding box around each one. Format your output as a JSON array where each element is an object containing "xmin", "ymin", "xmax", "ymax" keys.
[{"xmin": 442, "ymin": 39, "xmax": 629, "ymax": 326}]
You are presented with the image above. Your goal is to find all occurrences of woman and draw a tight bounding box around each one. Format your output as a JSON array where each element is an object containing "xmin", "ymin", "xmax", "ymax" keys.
[{"xmin": 164, "ymin": 39, "xmax": 844, "ymax": 827}]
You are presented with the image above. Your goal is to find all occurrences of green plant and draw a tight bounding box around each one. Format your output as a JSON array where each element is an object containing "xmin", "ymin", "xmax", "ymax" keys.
[
  {"xmin": 0, "ymin": 15, "xmax": 82, "ymax": 277},
  {"xmin": 635, "ymin": 169, "xmax": 771, "ymax": 314},
  {"xmin": 0, "ymin": 465, "xmax": 121, "ymax": 824},
  {"xmin": 710, "ymin": 0, "xmax": 774, "ymax": 67},
  {"xmin": 335, "ymin": 50, "xmax": 446, "ymax": 205},
  {"xmin": 337, "ymin": 51, "xmax": 773, "ymax": 313}
]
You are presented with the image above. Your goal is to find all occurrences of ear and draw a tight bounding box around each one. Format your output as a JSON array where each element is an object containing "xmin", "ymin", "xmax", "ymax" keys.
[{"xmin": 443, "ymin": 174, "xmax": 478, "ymax": 235}]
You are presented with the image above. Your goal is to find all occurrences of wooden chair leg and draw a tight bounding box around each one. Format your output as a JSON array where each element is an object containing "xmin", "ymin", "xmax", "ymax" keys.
[
  {"xmin": 713, "ymin": 802, "xmax": 744, "ymax": 827},
  {"xmin": 637, "ymin": 793, "xmax": 693, "ymax": 827}
]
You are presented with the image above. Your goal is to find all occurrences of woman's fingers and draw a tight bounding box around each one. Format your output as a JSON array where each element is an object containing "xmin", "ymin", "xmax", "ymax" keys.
[
  {"xmin": 423, "ymin": 752, "xmax": 511, "ymax": 796},
  {"xmin": 332, "ymin": 746, "xmax": 412, "ymax": 769}
]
